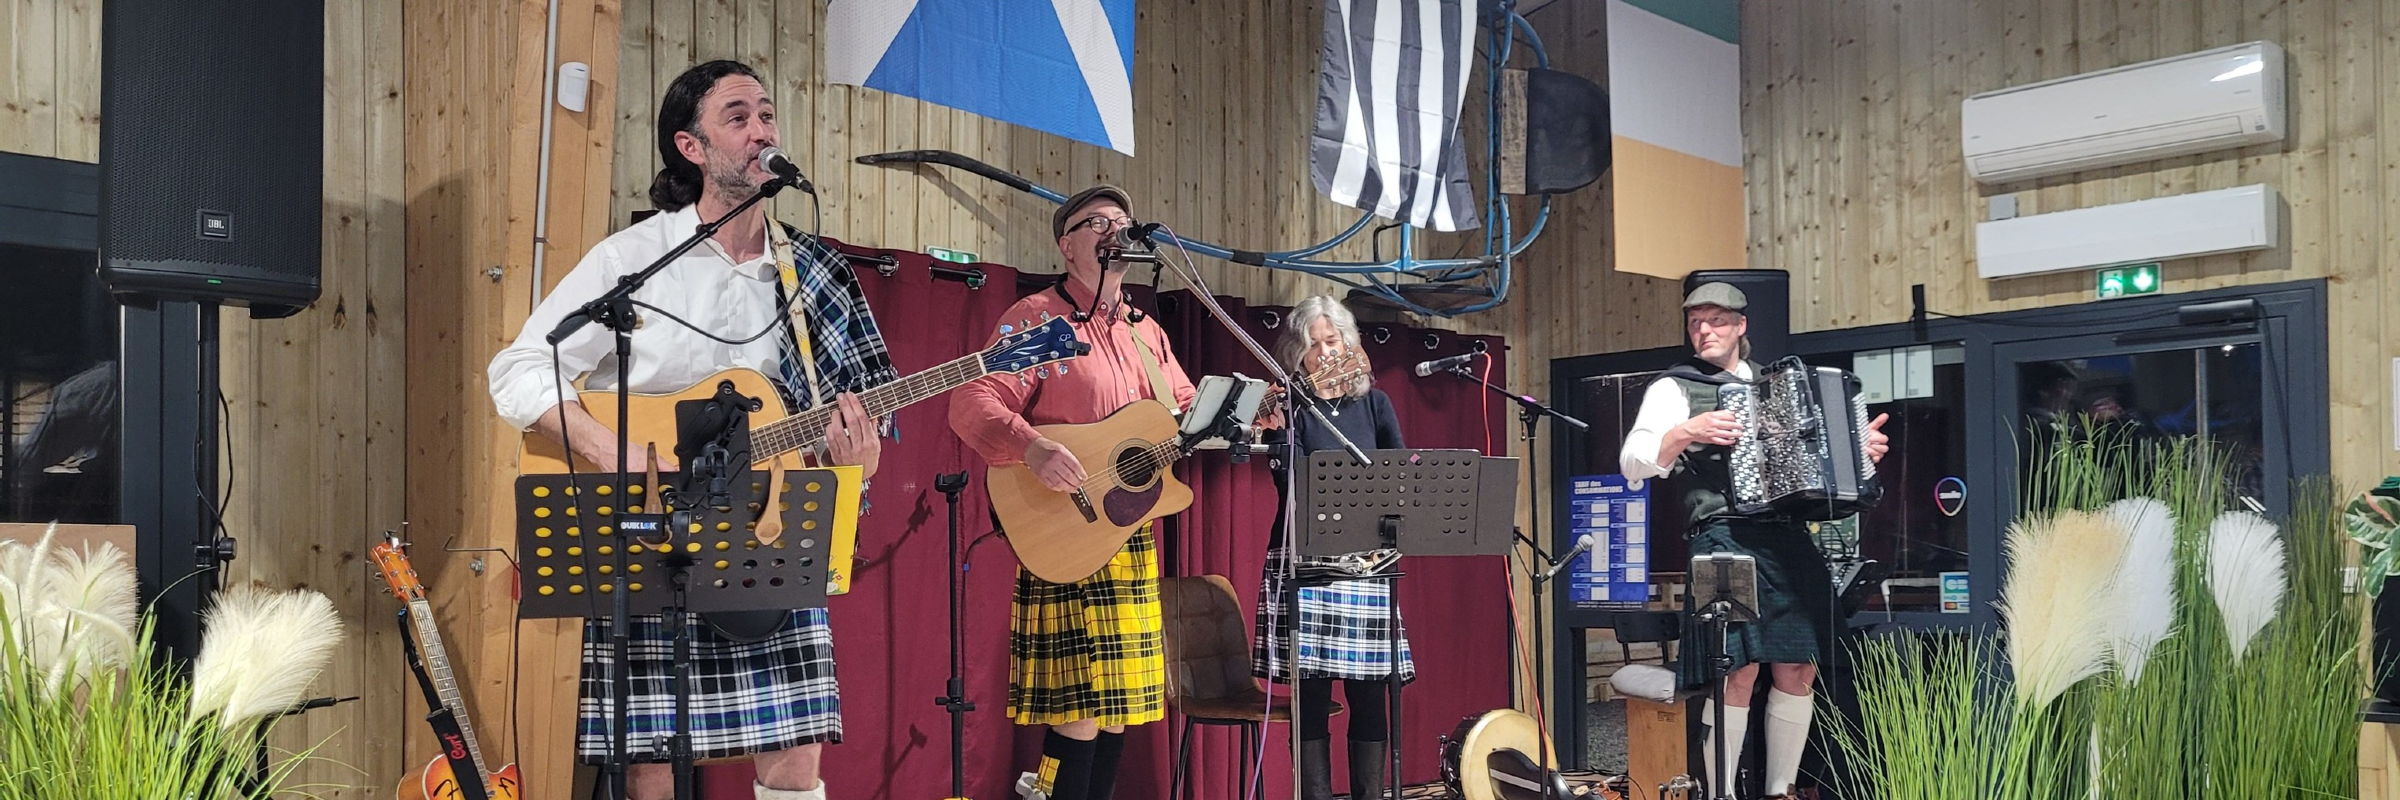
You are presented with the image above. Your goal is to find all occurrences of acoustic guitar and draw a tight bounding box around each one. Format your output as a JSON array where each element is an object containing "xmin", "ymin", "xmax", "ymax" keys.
[
  {"xmin": 989, "ymin": 399, "xmax": 1192, "ymax": 583},
  {"xmin": 991, "ymin": 354, "xmax": 1374, "ymax": 583},
  {"xmin": 371, "ymin": 535, "xmax": 522, "ymax": 800},
  {"xmin": 518, "ymin": 317, "xmax": 1085, "ymax": 594}
]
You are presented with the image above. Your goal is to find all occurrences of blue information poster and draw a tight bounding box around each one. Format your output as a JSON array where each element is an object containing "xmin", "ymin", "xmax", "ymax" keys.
[{"xmin": 1567, "ymin": 474, "xmax": 1650, "ymax": 610}]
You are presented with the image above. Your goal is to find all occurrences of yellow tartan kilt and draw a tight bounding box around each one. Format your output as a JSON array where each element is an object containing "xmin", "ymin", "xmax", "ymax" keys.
[{"xmin": 1007, "ymin": 523, "xmax": 1166, "ymax": 728}]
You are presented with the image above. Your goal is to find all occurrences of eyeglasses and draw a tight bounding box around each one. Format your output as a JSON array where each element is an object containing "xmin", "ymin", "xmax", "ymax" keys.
[
  {"xmin": 1686, "ymin": 314, "xmax": 1743, "ymax": 331},
  {"xmin": 1070, "ymin": 214, "xmax": 1134, "ymax": 236}
]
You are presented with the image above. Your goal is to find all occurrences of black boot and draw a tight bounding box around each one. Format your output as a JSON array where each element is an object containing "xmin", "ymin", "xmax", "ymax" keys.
[
  {"xmin": 1300, "ymin": 737, "xmax": 1334, "ymax": 800},
  {"xmin": 1346, "ymin": 739, "xmax": 1387, "ymax": 800}
]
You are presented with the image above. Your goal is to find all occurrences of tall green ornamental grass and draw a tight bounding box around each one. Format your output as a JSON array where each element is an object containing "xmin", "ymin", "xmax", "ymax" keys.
[
  {"xmin": 0, "ymin": 526, "xmax": 345, "ymax": 800},
  {"xmin": 1829, "ymin": 424, "xmax": 2361, "ymax": 799}
]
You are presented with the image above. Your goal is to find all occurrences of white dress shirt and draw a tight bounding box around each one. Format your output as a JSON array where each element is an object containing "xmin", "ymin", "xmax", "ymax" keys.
[
  {"xmin": 488, "ymin": 206, "xmax": 788, "ymax": 431},
  {"xmin": 1618, "ymin": 360, "xmax": 1754, "ymax": 479}
]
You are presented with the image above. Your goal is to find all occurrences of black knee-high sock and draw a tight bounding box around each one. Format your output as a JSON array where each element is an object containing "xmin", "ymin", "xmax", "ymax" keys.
[
  {"xmin": 1343, "ymin": 678, "xmax": 1392, "ymax": 742},
  {"xmin": 1040, "ymin": 731, "xmax": 1098, "ymax": 800},
  {"xmin": 1085, "ymin": 731, "xmax": 1128, "ymax": 800},
  {"xmin": 1299, "ymin": 678, "xmax": 1336, "ymax": 741}
]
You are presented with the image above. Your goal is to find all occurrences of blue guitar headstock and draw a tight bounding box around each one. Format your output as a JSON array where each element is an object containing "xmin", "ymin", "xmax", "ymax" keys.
[{"xmin": 983, "ymin": 317, "xmax": 1089, "ymax": 375}]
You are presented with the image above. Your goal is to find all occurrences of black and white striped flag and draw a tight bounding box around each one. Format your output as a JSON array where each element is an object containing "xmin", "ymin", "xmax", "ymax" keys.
[{"xmin": 1310, "ymin": 0, "xmax": 1481, "ymax": 232}]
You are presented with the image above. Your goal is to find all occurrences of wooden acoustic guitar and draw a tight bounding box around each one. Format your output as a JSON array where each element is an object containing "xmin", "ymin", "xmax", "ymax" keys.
[
  {"xmin": 991, "ymin": 353, "xmax": 1373, "ymax": 583},
  {"xmin": 371, "ymin": 535, "xmax": 522, "ymax": 800},
  {"xmin": 517, "ymin": 317, "xmax": 1084, "ymax": 594}
]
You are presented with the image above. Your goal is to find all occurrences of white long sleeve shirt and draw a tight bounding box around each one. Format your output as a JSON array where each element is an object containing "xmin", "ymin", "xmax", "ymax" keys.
[
  {"xmin": 1617, "ymin": 361, "xmax": 1754, "ymax": 480},
  {"xmin": 487, "ymin": 206, "xmax": 788, "ymax": 431}
]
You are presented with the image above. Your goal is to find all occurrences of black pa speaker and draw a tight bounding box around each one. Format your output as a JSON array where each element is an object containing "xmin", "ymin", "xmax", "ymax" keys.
[
  {"xmin": 1499, "ymin": 67, "xmax": 1611, "ymax": 196},
  {"xmin": 1682, "ymin": 269, "xmax": 1790, "ymax": 363},
  {"xmin": 100, "ymin": 0, "xmax": 323, "ymax": 317}
]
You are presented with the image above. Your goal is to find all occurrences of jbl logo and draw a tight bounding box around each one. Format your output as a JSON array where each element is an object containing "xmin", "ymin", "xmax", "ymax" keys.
[{"xmin": 197, "ymin": 210, "xmax": 232, "ymax": 240}]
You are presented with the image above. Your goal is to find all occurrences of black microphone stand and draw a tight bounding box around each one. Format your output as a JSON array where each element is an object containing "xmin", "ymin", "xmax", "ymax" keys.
[
  {"xmin": 545, "ymin": 172, "xmax": 797, "ymax": 800},
  {"xmin": 934, "ymin": 470, "xmax": 975, "ymax": 800},
  {"xmin": 1443, "ymin": 362, "xmax": 1588, "ymax": 786},
  {"xmin": 1139, "ymin": 231, "xmax": 1367, "ymax": 800}
]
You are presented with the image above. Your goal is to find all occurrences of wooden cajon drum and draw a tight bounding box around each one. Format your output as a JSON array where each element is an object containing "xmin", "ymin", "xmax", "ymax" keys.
[{"xmin": 1626, "ymin": 694, "xmax": 1691, "ymax": 796}]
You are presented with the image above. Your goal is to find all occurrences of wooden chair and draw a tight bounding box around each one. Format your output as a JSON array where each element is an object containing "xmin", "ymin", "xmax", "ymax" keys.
[{"xmin": 1160, "ymin": 575, "xmax": 1340, "ymax": 800}]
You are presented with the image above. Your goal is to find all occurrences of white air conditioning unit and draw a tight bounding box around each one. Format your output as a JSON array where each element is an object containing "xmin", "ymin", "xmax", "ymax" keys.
[
  {"xmin": 1975, "ymin": 184, "xmax": 2279, "ymax": 280},
  {"xmin": 1963, "ymin": 41, "xmax": 2284, "ymax": 184}
]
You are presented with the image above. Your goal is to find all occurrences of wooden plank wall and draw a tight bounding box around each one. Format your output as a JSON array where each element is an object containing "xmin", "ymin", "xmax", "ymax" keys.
[
  {"xmin": 403, "ymin": 0, "xmax": 625, "ymax": 796},
  {"xmin": 1736, "ymin": 0, "xmax": 2393, "ymax": 479},
  {"xmin": 1734, "ymin": 0, "xmax": 2400, "ymax": 792},
  {"xmin": 0, "ymin": 0, "xmax": 102, "ymax": 163}
]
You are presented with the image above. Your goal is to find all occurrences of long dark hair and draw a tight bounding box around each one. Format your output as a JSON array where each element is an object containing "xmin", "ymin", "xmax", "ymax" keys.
[{"xmin": 648, "ymin": 60, "xmax": 762, "ymax": 211}]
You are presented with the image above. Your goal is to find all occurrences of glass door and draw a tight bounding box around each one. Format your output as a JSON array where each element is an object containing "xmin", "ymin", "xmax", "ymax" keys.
[{"xmin": 1994, "ymin": 322, "xmax": 2295, "ymax": 539}]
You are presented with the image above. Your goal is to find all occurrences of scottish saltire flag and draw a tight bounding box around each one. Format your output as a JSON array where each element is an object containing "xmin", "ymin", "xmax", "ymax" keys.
[
  {"xmin": 826, "ymin": 0, "xmax": 1138, "ymax": 155},
  {"xmin": 1310, "ymin": 0, "xmax": 1480, "ymax": 232},
  {"xmin": 1606, "ymin": 0, "xmax": 1743, "ymax": 279}
]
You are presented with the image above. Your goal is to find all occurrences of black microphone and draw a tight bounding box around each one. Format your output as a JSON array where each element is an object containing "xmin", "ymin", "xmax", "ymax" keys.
[
  {"xmin": 1412, "ymin": 351, "xmax": 1482, "ymax": 377},
  {"xmin": 1542, "ymin": 533, "xmax": 1599, "ymax": 583},
  {"xmin": 1105, "ymin": 222, "xmax": 1161, "ymax": 264},
  {"xmin": 758, "ymin": 146, "xmax": 814, "ymax": 195}
]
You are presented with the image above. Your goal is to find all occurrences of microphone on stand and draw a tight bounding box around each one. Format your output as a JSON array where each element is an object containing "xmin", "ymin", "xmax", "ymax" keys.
[
  {"xmin": 1541, "ymin": 533, "xmax": 1598, "ymax": 583},
  {"xmin": 1104, "ymin": 222, "xmax": 1162, "ymax": 265},
  {"xmin": 757, "ymin": 146, "xmax": 814, "ymax": 195},
  {"xmin": 1413, "ymin": 351, "xmax": 1483, "ymax": 377}
]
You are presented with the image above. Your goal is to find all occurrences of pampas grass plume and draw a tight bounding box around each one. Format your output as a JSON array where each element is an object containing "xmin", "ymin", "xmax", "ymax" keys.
[
  {"xmin": 2103, "ymin": 497, "xmax": 2177, "ymax": 681},
  {"xmin": 190, "ymin": 585, "xmax": 345, "ymax": 730},
  {"xmin": 2001, "ymin": 509, "xmax": 2130, "ymax": 708},
  {"xmin": 2205, "ymin": 511, "xmax": 2285, "ymax": 660}
]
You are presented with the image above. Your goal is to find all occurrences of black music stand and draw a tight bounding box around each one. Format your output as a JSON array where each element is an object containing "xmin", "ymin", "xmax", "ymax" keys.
[
  {"xmin": 1295, "ymin": 448, "xmax": 1518, "ymax": 800},
  {"xmin": 513, "ymin": 465, "xmax": 857, "ymax": 795},
  {"xmin": 1690, "ymin": 553, "xmax": 1760, "ymax": 800}
]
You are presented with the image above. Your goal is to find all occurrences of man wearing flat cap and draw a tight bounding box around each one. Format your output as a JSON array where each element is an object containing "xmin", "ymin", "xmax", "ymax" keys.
[
  {"xmin": 1617, "ymin": 282, "xmax": 1889, "ymax": 799},
  {"xmin": 951, "ymin": 185, "xmax": 1196, "ymax": 800}
]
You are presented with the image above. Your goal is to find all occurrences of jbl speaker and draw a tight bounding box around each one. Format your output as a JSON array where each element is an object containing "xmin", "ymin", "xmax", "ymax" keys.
[
  {"xmin": 100, "ymin": 0, "xmax": 323, "ymax": 317},
  {"xmin": 1682, "ymin": 270, "xmax": 1789, "ymax": 363}
]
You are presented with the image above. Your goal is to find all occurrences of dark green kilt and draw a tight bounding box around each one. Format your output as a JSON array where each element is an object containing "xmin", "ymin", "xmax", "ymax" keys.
[{"xmin": 1677, "ymin": 517, "xmax": 1840, "ymax": 688}]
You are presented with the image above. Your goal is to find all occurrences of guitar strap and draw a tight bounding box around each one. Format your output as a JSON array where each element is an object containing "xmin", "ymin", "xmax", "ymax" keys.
[
  {"xmin": 399, "ymin": 611, "xmax": 491, "ymax": 800},
  {"xmin": 768, "ymin": 221, "xmax": 826, "ymax": 412},
  {"xmin": 1127, "ymin": 321, "xmax": 1174, "ymax": 410}
]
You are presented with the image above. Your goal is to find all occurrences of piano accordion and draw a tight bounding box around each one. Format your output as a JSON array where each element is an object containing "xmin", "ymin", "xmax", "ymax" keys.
[{"xmin": 1717, "ymin": 358, "xmax": 1883, "ymax": 521}]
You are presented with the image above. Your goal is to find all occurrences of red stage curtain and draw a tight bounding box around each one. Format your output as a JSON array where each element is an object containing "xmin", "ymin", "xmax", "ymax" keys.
[{"xmin": 697, "ymin": 252, "xmax": 1514, "ymax": 799}]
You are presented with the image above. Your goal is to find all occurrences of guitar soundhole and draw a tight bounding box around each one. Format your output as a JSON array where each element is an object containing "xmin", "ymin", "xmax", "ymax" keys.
[{"xmin": 1114, "ymin": 444, "xmax": 1158, "ymax": 489}]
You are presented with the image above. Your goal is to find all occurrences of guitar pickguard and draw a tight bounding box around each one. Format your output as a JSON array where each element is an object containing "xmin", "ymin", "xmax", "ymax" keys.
[{"xmin": 1101, "ymin": 482, "xmax": 1163, "ymax": 528}]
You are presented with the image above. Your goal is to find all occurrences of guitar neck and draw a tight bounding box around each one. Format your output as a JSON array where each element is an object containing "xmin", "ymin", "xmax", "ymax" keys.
[
  {"xmin": 750, "ymin": 350, "xmax": 989, "ymax": 459},
  {"xmin": 409, "ymin": 598, "xmax": 491, "ymax": 783}
]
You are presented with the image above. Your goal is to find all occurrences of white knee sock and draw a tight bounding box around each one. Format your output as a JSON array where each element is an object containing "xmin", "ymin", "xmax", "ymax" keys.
[
  {"xmin": 1702, "ymin": 700, "xmax": 1750, "ymax": 795},
  {"xmin": 1764, "ymin": 689, "xmax": 1815, "ymax": 795},
  {"xmin": 756, "ymin": 780, "xmax": 827, "ymax": 800}
]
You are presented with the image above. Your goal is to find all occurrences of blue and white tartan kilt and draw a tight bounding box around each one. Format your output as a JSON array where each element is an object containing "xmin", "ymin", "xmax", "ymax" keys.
[
  {"xmin": 575, "ymin": 608, "xmax": 840, "ymax": 762},
  {"xmin": 1252, "ymin": 546, "xmax": 1416, "ymax": 683}
]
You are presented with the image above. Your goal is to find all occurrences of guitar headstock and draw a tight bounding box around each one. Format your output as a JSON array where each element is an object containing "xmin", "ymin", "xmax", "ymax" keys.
[
  {"xmin": 1276, "ymin": 349, "xmax": 1372, "ymax": 401},
  {"xmin": 368, "ymin": 533, "xmax": 427, "ymax": 603},
  {"xmin": 983, "ymin": 317, "xmax": 1090, "ymax": 376}
]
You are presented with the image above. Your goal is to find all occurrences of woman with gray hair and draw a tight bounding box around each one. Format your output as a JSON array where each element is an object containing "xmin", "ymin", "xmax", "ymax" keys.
[{"xmin": 1251, "ymin": 295, "xmax": 1411, "ymax": 800}]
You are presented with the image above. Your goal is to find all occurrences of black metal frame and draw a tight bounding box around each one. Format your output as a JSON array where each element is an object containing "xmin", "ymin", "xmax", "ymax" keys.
[
  {"xmin": 1541, "ymin": 278, "xmax": 2332, "ymax": 765},
  {"xmin": 0, "ymin": 151, "xmax": 224, "ymax": 669}
]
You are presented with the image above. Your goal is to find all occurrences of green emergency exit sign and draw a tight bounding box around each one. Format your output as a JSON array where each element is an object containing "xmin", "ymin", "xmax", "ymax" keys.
[{"xmin": 2096, "ymin": 263, "xmax": 2161, "ymax": 299}]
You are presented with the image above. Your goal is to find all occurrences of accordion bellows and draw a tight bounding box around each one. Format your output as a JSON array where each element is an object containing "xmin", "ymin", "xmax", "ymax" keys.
[{"xmin": 1719, "ymin": 358, "xmax": 1884, "ymax": 521}]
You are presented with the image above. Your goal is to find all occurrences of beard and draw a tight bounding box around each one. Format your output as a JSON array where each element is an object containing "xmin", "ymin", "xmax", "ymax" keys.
[{"xmin": 702, "ymin": 140, "xmax": 759, "ymax": 205}]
